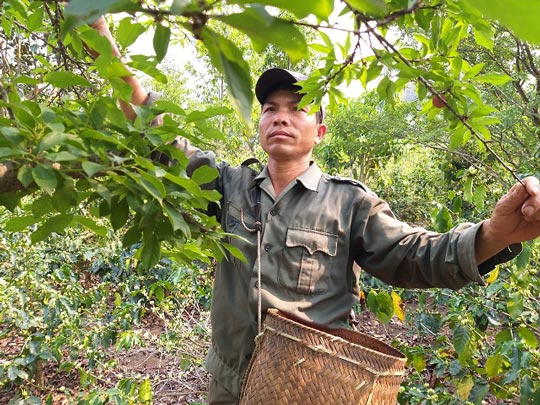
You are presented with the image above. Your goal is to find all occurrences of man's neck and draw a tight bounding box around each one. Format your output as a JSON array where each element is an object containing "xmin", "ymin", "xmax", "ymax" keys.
[{"xmin": 267, "ymin": 158, "xmax": 310, "ymax": 197}]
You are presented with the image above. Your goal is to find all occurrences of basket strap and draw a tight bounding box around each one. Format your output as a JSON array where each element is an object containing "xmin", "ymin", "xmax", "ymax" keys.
[{"xmin": 240, "ymin": 186, "xmax": 263, "ymax": 334}]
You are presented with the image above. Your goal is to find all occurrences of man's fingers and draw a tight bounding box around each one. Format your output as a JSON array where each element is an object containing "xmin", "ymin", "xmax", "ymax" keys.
[{"xmin": 521, "ymin": 177, "xmax": 540, "ymax": 219}]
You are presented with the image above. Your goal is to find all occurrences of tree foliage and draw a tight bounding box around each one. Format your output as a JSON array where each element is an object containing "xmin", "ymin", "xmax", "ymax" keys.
[{"xmin": 2, "ymin": 0, "xmax": 540, "ymax": 403}]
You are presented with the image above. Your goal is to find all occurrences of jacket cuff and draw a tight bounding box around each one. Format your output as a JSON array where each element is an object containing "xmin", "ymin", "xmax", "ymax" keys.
[
  {"xmin": 457, "ymin": 221, "xmax": 522, "ymax": 285},
  {"xmin": 143, "ymin": 90, "xmax": 161, "ymax": 106}
]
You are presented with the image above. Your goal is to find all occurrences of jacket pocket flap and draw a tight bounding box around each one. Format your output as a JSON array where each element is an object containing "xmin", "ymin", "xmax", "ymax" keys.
[{"xmin": 285, "ymin": 228, "xmax": 337, "ymax": 256}]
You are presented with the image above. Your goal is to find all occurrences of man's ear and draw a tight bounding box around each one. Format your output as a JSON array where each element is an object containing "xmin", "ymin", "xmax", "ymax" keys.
[{"xmin": 314, "ymin": 124, "xmax": 327, "ymax": 145}]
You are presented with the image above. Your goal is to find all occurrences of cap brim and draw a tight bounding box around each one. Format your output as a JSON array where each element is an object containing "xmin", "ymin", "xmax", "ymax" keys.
[{"xmin": 255, "ymin": 68, "xmax": 307, "ymax": 105}]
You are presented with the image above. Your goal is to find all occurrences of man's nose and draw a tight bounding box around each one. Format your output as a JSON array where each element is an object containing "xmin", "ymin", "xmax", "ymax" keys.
[{"xmin": 272, "ymin": 110, "xmax": 290, "ymax": 125}]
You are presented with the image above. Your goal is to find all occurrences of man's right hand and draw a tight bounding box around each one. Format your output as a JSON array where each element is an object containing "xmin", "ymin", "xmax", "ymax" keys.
[{"xmin": 87, "ymin": 16, "xmax": 149, "ymax": 120}]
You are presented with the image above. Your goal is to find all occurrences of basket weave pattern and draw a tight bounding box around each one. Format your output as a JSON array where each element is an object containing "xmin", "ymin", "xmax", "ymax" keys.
[{"xmin": 240, "ymin": 309, "xmax": 406, "ymax": 405}]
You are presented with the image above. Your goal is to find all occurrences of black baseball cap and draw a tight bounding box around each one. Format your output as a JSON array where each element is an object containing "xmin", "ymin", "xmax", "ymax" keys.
[{"xmin": 255, "ymin": 68, "xmax": 325, "ymax": 122}]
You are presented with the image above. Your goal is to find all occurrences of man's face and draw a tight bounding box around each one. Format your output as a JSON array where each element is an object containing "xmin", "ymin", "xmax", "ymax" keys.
[{"xmin": 258, "ymin": 89, "xmax": 326, "ymax": 162}]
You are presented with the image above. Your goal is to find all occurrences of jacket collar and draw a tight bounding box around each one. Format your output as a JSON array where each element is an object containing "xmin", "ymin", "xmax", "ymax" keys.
[{"xmin": 254, "ymin": 161, "xmax": 322, "ymax": 192}]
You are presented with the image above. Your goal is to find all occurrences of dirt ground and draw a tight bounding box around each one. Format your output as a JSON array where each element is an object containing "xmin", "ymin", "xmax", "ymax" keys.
[{"xmin": 1, "ymin": 302, "xmax": 506, "ymax": 404}]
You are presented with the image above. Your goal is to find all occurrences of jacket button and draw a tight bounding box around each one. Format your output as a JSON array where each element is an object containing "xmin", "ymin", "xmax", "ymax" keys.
[
  {"xmin": 264, "ymin": 244, "xmax": 271, "ymax": 252},
  {"xmin": 255, "ymin": 281, "xmax": 259, "ymax": 288},
  {"xmin": 270, "ymin": 209, "xmax": 277, "ymax": 216}
]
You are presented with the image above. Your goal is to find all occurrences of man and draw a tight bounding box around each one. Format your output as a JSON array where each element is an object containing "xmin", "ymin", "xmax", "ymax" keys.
[{"xmin": 90, "ymin": 17, "xmax": 540, "ymax": 404}]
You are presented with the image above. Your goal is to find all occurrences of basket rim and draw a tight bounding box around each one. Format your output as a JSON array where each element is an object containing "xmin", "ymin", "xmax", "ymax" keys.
[{"xmin": 266, "ymin": 309, "xmax": 407, "ymax": 362}]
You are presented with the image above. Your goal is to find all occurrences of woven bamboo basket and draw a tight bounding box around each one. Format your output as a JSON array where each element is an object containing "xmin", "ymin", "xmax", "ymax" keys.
[{"xmin": 240, "ymin": 309, "xmax": 406, "ymax": 405}]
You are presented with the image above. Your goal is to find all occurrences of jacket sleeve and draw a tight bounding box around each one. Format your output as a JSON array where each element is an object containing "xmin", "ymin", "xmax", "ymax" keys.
[{"xmin": 353, "ymin": 192, "xmax": 521, "ymax": 290}]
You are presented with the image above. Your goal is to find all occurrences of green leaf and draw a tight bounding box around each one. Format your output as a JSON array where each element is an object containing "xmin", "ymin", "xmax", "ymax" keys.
[
  {"xmin": 456, "ymin": 375, "xmax": 474, "ymax": 400},
  {"xmin": 185, "ymin": 106, "xmax": 231, "ymax": 123},
  {"xmin": 82, "ymin": 162, "xmax": 107, "ymax": 178},
  {"xmin": 111, "ymin": 197, "xmax": 130, "ymax": 231},
  {"xmin": 44, "ymin": 71, "xmax": 91, "ymax": 88},
  {"xmin": 461, "ymin": 0, "xmax": 540, "ymax": 45},
  {"xmin": 495, "ymin": 329, "xmax": 512, "ymax": 345},
  {"xmin": 473, "ymin": 24, "xmax": 494, "ymax": 50},
  {"xmin": 17, "ymin": 165, "xmax": 34, "ymax": 188},
  {"xmin": 123, "ymin": 225, "xmax": 142, "ymax": 247},
  {"xmin": 45, "ymin": 151, "xmax": 80, "ymax": 162},
  {"xmin": 164, "ymin": 172, "xmax": 202, "ymax": 196},
  {"xmin": 5, "ymin": 216, "xmax": 38, "ymax": 232},
  {"xmin": 432, "ymin": 206, "xmax": 452, "ymax": 232},
  {"xmin": 135, "ymin": 169, "xmax": 166, "ymax": 201},
  {"xmin": 32, "ymin": 164, "xmax": 57, "ymax": 194},
  {"xmin": 31, "ymin": 214, "xmax": 74, "ymax": 243},
  {"xmin": 117, "ymin": 17, "xmax": 145, "ymax": 49},
  {"xmin": 222, "ymin": 242, "xmax": 247, "ymax": 263},
  {"xmin": 366, "ymin": 290, "xmax": 393, "ymax": 323},
  {"xmin": 75, "ymin": 216, "xmax": 108, "ymax": 236},
  {"xmin": 474, "ymin": 73, "xmax": 512, "ymax": 85},
  {"xmin": 38, "ymin": 131, "xmax": 69, "ymax": 153},
  {"xmin": 216, "ymin": 7, "xmax": 308, "ymax": 61},
  {"xmin": 64, "ymin": 0, "xmax": 139, "ymax": 21},
  {"xmin": 32, "ymin": 195, "xmax": 54, "ymax": 217},
  {"xmin": 507, "ymin": 291, "xmax": 524, "ymax": 319},
  {"xmin": 7, "ymin": 365, "xmax": 19, "ymax": 381},
  {"xmin": 228, "ymin": 0, "xmax": 333, "ymax": 19},
  {"xmin": 453, "ymin": 325, "xmax": 471, "ymax": 356},
  {"xmin": 200, "ymin": 27, "xmax": 253, "ymax": 125},
  {"xmin": 472, "ymin": 184, "xmax": 486, "ymax": 210},
  {"xmin": 191, "ymin": 165, "xmax": 219, "ymax": 186},
  {"xmin": 521, "ymin": 375, "xmax": 534, "ymax": 404},
  {"xmin": 518, "ymin": 327, "xmax": 538, "ymax": 349},
  {"xmin": 463, "ymin": 62, "xmax": 486, "ymax": 80},
  {"xmin": 163, "ymin": 205, "xmax": 190, "ymax": 237},
  {"xmin": 411, "ymin": 352, "xmax": 426, "ymax": 373},
  {"xmin": 141, "ymin": 231, "xmax": 160, "ymax": 269},
  {"xmin": 485, "ymin": 353, "xmax": 504, "ymax": 377},
  {"xmin": 347, "ymin": 0, "xmax": 389, "ymax": 16},
  {"xmin": 463, "ymin": 177, "xmax": 473, "ymax": 202},
  {"xmin": 138, "ymin": 379, "xmax": 152, "ymax": 402},
  {"xmin": 449, "ymin": 125, "xmax": 469, "ymax": 149},
  {"xmin": 128, "ymin": 55, "xmax": 168, "ymax": 84},
  {"xmin": 468, "ymin": 381, "xmax": 489, "ymax": 405},
  {"xmin": 27, "ymin": 8, "xmax": 44, "ymax": 32},
  {"xmin": 153, "ymin": 23, "xmax": 171, "ymax": 62},
  {"xmin": 515, "ymin": 244, "xmax": 531, "ymax": 270}
]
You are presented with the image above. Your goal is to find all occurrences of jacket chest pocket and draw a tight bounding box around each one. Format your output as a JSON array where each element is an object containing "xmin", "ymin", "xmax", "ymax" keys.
[
  {"xmin": 224, "ymin": 202, "xmax": 257, "ymax": 266},
  {"xmin": 279, "ymin": 228, "xmax": 338, "ymax": 295}
]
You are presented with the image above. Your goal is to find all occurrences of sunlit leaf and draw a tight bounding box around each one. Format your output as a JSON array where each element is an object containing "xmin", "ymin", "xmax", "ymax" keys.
[
  {"xmin": 347, "ymin": 0, "xmax": 389, "ymax": 16},
  {"xmin": 485, "ymin": 353, "xmax": 503, "ymax": 377},
  {"xmin": 216, "ymin": 7, "xmax": 308, "ymax": 61},
  {"xmin": 518, "ymin": 327, "xmax": 538, "ymax": 349},
  {"xmin": 228, "ymin": 0, "xmax": 333, "ymax": 19},
  {"xmin": 456, "ymin": 375, "xmax": 474, "ymax": 400},
  {"xmin": 391, "ymin": 291, "xmax": 405, "ymax": 322},
  {"xmin": 462, "ymin": 0, "xmax": 540, "ymax": 45},
  {"xmin": 117, "ymin": 17, "xmax": 146, "ymax": 49},
  {"xmin": 139, "ymin": 380, "xmax": 152, "ymax": 402},
  {"xmin": 474, "ymin": 73, "xmax": 512, "ymax": 85}
]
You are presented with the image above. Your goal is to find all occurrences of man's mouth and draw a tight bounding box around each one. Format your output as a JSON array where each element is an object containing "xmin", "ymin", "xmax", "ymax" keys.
[{"xmin": 269, "ymin": 130, "xmax": 292, "ymax": 139}]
